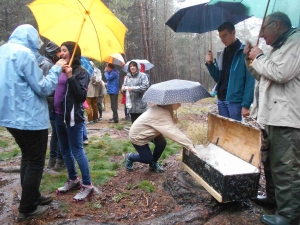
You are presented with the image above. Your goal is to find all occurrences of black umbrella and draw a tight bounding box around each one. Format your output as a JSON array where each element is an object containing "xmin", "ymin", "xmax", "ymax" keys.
[{"xmin": 142, "ymin": 79, "xmax": 211, "ymax": 105}]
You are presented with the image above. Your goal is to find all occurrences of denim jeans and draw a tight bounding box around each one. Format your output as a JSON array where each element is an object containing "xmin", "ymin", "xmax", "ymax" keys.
[
  {"xmin": 83, "ymin": 123, "xmax": 88, "ymax": 141},
  {"xmin": 50, "ymin": 119, "xmax": 63, "ymax": 160},
  {"xmin": 130, "ymin": 134, "xmax": 167, "ymax": 164},
  {"xmin": 217, "ymin": 99, "xmax": 242, "ymax": 121},
  {"xmin": 109, "ymin": 94, "xmax": 119, "ymax": 121},
  {"xmin": 55, "ymin": 113, "xmax": 91, "ymax": 185},
  {"xmin": 7, "ymin": 128, "xmax": 48, "ymax": 213}
]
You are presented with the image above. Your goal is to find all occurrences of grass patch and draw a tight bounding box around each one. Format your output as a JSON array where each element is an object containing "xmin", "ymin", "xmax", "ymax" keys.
[
  {"xmin": 0, "ymin": 140, "xmax": 8, "ymax": 148},
  {"xmin": 137, "ymin": 180, "xmax": 155, "ymax": 193},
  {"xmin": 112, "ymin": 191, "xmax": 130, "ymax": 202},
  {"xmin": 185, "ymin": 122, "xmax": 208, "ymax": 145},
  {"xmin": 0, "ymin": 147, "xmax": 20, "ymax": 161}
]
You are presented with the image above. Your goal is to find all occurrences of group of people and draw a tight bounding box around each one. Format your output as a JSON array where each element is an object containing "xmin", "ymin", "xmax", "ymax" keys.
[
  {"xmin": 0, "ymin": 10, "xmax": 299, "ymax": 225},
  {"xmin": 205, "ymin": 12, "xmax": 300, "ymax": 225}
]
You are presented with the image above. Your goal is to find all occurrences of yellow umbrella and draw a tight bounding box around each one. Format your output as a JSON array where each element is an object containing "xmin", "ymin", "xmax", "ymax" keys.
[
  {"xmin": 27, "ymin": 0, "xmax": 127, "ymax": 63},
  {"xmin": 104, "ymin": 53, "xmax": 125, "ymax": 66}
]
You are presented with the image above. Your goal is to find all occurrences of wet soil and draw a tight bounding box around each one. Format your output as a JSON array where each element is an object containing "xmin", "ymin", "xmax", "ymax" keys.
[{"xmin": 0, "ymin": 101, "xmax": 276, "ymax": 224}]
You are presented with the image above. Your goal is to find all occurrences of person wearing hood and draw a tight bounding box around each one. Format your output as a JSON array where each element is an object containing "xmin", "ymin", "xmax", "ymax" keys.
[
  {"xmin": 121, "ymin": 60, "xmax": 150, "ymax": 123},
  {"xmin": 104, "ymin": 63, "xmax": 120, "ymax": 123},
  {"xmin": 53, "ymin": 41, "xmax": 94, "ymax": 202},
  {"xmin": 0, "ymin": 24, "xmax": 66, "ymax": 221},
  {"xmin": 39, "ymin": 41, "xmax": 66, "ymax": 171}
]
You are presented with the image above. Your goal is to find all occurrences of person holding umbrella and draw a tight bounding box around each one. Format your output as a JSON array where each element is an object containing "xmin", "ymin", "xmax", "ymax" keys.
[
  {"xmin": 205, "ymin": 22, "xmax": 255, "ymax": 121},
  {"xmin": 245, "ymin": 12, "xmax": 300, "ymax": 225},
  {"xmin": 54, "ymin": 41, "xmax": 94, "ymax": 202},
  {"xmin": 126, "ymin": 79, "xmax": 210, "ymax": 172}
]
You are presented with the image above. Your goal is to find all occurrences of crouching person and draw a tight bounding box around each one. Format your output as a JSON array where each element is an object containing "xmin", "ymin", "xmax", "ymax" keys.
[{"xmin": 126, "ymin": 103, "xmax": 196, "ymax": 173}]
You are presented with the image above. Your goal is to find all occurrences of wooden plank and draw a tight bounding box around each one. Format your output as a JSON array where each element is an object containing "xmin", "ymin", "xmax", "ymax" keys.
[
  {"xmin": 182, "ymin": 162, "xmax": 223, "ymax": 203},
  {"xmin": 207, "ymin": 113, "xmax": 262, "ymax": 168}
]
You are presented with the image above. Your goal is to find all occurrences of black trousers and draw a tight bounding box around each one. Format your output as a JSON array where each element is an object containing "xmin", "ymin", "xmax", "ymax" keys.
[
  {"xmin": 7, "ymin": 128, "xmax": 48, "ymax": 213},
  {"xmin": 109, "ymin": 94, "xmax": 119, "ymax": 121}
]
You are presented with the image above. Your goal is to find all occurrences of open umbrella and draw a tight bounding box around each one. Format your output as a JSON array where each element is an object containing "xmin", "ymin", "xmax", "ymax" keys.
[
  {"xmin": 27, "ymin": 0, "xmax": 127, "ymax": 63},
  {"xmin": 165, "ymin": 0, "xmax": 250, "ymax": 34},
  {"xmin": 104, "ymin": 53, "xmax": 125, "ymax": 66},
  {"xmin": 142, "ymin": 79, "xmax": 211, "ymax": 105},
  {"xmin": 123, "ymin": 59, "xmax": 154, "ymax": 72},
  {"xmin": 209, "ymin": 0, "xmax": 300, "ymax": 28}
]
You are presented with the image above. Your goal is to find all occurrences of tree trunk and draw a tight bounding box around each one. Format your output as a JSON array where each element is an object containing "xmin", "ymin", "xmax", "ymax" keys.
[{"xmin": 139, "ymin": 0, "xmax": 148, "ymax": 60}]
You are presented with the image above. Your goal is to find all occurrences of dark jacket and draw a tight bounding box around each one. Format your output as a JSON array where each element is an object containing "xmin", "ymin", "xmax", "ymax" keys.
[
  {"xmin": 206, "ymin": 44, "xmax": 255, "ymax": 109},
  {"xmin": 63, "ymin": 66, "xmax": 89, "ymax": 125}
]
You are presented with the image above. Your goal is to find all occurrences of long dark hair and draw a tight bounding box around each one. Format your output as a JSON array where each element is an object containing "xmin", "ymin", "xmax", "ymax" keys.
[{"xmin": 61, "ymin": 41, "xmax": 81, "ymax": 71}]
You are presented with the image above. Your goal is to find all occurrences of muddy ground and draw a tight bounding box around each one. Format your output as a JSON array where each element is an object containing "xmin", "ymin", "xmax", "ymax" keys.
[{"xmin": 0, "ymin": 101, "xmax": 276, "ymax": 224}]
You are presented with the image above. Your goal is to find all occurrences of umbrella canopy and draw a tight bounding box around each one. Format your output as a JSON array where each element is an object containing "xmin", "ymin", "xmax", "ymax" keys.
[
  {"xmin": 209, "ymin": 0, "xmax": 300, "ymax": 28},
  {"xmin": 104, "ymin": 53, "xmax": 125, "ymax": 66},
  {"xmin": 142, "ymin": 79, "xmax": 211, "ymax": 105},
  {"xmin": 165, "ymin": 0, "xmax": 250, "ymax": 34},
  {"xmin": 123, "ymin": 59, "xmax": 154, "ymax": 72},
  {"xmin": 27, "ymin": 0, "xmax": 127, "ymax": 62},
  {"xmin": 80, "ymin": 56, "xmax": 94, "ymax": 78}
]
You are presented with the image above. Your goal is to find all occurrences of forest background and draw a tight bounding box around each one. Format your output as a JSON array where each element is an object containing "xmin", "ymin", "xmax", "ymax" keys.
[{"xmin": 0, "ymin": 0, "xmax": 265, "ymax": 91}]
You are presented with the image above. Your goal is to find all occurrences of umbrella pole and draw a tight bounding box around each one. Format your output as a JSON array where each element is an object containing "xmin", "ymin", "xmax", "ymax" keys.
[
  {"xmin": 69, "ymin": 0, "xmax": 94, "ymax": 66},
  {"xmin": 255, "ymin": 0, "xmax": 271, "ymax": 46}
]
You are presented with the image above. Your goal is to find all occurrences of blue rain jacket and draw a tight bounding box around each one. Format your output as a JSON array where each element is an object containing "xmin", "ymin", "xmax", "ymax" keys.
[
  {"xmin": 0, "ymin": 24, "xmax": 62, "ymax": 130},
  {"xmin": 105, "ymin": 68, "xmax": 119, "ymax": 94}
]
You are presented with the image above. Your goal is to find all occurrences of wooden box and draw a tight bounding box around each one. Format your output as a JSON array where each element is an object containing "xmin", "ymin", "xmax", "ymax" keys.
[{"xmin": 182, "ymin": 113, "xmax": 262, "ymax": 203}]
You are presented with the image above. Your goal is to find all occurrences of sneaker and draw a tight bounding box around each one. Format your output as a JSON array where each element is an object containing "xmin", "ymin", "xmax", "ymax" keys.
[
  {"xmin": 86, "ymin": 121, "xmax": 94, "ymax": 125},
  {"xmin": 149, "ymin": 162, "xmax": 164, "ymax": 173},
  {"xmin": 83, "ymin": 140, "xmax": 89, "ymax": 145},
  {"xmin": 37, "ymin": 195, "xmax": 53, "ymax": 205},
  {"xmin": 54, "ymin": 159, "xmax": 66, "ymax": 171},
  {"xmin": 73, "ymin": 184, "xmax": 94, "ymax": 202},
  {"xmin": 47, "ymin": 157, "xmax": 57, "ymax": 169},
  {"xmin": 17, "ymin": 205, "xmax": 49, "ymax": 222},
  {"xmin": 126, "ymin": 153, "xmax": 134, "ymax": 171},
  {"xmin": 56, "ymin": 177, "xmax": 81, "ymax": 194},
  {"xmin": 98, "ymin": 117, "xmax": 102, "ymax": 121}
]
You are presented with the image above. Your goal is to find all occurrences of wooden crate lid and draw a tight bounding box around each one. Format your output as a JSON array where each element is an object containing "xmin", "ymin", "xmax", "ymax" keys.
[{"xmin": 207, "ymin": 113, "xmax": 262, "ymax": 168}]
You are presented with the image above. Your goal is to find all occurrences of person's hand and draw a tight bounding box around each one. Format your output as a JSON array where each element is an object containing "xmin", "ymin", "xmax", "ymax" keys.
[
  {"xmin": 244, "ymin": 41, "xmax": 253, "ymax": 59},
  {"xmin": 249, "ymin": 46, "xmax": 263, "ymax": 60},
  {"xmin": 63, "ymin": 65, "xmax": 72, "ymax": 79},
  {"xmin": 55, "ymin": 59, "xmax": 66, "ymax": 68},
  {"xmin": 121, "ymin": 85, "xmax": 127, "ymax": 92},
  {"xmin": 104, "ymin": 66, "xmax": 108, "ymax": 72},
  {"xmin": 205, "ymin": 51, "xmax": 213, "ymax": 64},
  {"xmin": 242, "ymin": 107, "xmax": 250, "ymax": 117}
]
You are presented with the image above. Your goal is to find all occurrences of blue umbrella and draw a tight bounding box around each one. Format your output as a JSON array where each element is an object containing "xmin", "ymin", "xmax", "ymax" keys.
[
  {"xmin": 165, "ymin": 0, "xmax": 251, "ymax": 34},
  {"xmin": 80, "ymin": 56, "xmax": 94, "ymax": 78},
  {"xmin": 142, "ymin": 79, "xmax": 211, "ymax": 105}
]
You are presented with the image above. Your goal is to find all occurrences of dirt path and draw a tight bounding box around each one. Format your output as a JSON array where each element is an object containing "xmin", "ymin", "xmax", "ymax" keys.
[{"xmin": 0, "ymin": 102, "xmax": 276, "ymax": 224}]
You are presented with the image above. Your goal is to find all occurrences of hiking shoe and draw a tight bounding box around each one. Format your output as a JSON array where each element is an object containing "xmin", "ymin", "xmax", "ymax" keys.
[
  {"xmin": 17, "ymin": 205, "xmax": 49, "ymax": 222},
  {"xmin": 109, "ymin": 120, "xmax": 119, "ymax": 123},
  {"xmin": 56, "ymin": 177, "xmax": 81, "ymax": 194},
  {"xmin": 54, "ymin": 159, "xmax": 66, "ymax": 171},
  {"xmin": 149, "ymin": 162, "xmax": 164, "ymax": 173},
  {"xmin": 83, "ymin": 140, "xmax": 89, "ymax": 145},
  {"xmin": 37, "ymin": 195, "xmax": 53, "ymax": 205},
  {"xmin": 126, "ymin": 153, "xmax": 134, "ymax": 171},
  {"xmin": 47, "ymin": 157, "xmax": 57, "ymax": 169},
  {"xmin": 73, "ymin": 184, "xmax": 94, "ymax": 202},
  {"xmin": 98, "ymin": 117, "xmax": 102, "ymax": 121}
]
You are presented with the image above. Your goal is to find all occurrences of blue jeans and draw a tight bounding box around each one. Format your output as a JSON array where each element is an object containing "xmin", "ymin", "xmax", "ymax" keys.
[
  {"xmin": 83, "ymin": 123, "xmax": 88, "ymax": 141},
  {"xmin": 217, "ymin": 99, "xmax": 242, "ymax": 121},
  {"xmin": 55, "ymin": 113, "xmax": 91, "ymax": 185},
  {"xmin": 50, "ymin": 119, "xmax": 63, "ymax": 160},
  {"xmin": 7, "ymin": 128, "xmax": 48, "ymax": 213},
  {"xmin": 130, "ymin": 134, "xmax": 167, "ymax": 164}
]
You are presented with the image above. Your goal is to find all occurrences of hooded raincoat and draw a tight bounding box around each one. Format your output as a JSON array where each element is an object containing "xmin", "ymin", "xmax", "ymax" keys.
[{"xmin": 0, "ymin": 24, "xmax": 62, "ymax": 130}]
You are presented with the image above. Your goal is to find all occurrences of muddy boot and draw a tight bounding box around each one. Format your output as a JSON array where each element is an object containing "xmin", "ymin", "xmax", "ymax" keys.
[
  {"xmin": 47, "ymin": 157, "xmax": 57, "ymax": 169},
  {"xmin": 54, "ymin": 159, "xmax": 66, "ymax": 171},
  {"xmin": 73, "ymin": 184, "xmax": 94, "ymax": 202},
  {"xmin": 149, "ymin": 162, "xmax": 164, "ymax": 173},
  {"xmin": 56, "ymin": 177, "xmax": 81, "ymax": 194}
]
